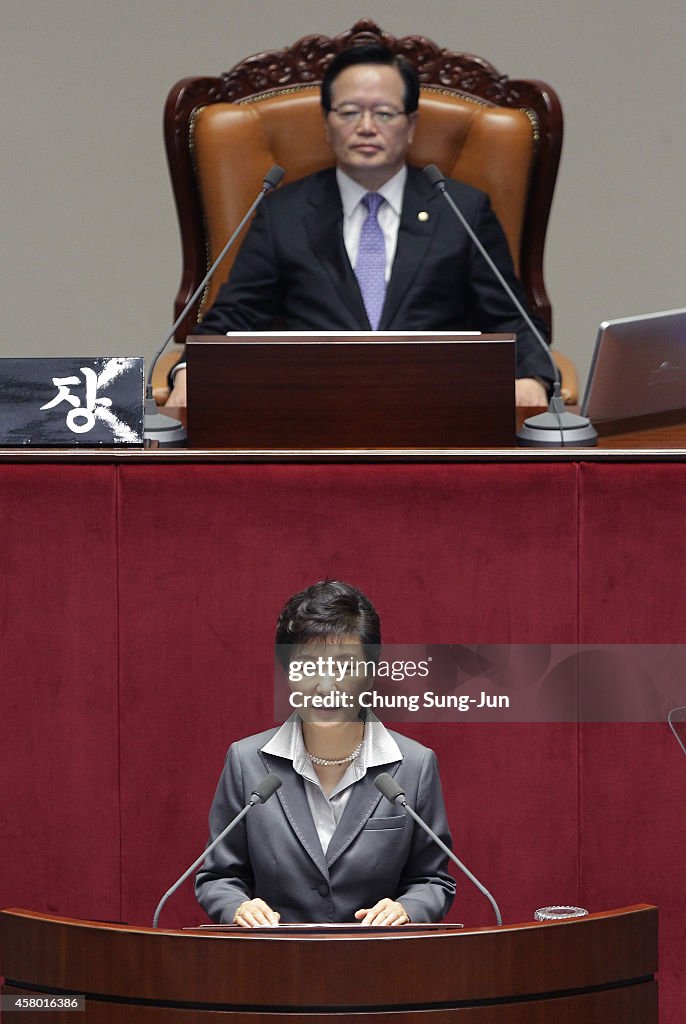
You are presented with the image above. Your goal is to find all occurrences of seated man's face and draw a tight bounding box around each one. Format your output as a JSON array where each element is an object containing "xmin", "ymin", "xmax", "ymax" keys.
[{"xmin": 324, "ymin": 64, "xmax": 417, "ymax": 190}]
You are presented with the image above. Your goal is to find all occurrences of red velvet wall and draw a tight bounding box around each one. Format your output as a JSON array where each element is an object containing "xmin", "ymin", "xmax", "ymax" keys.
[
  {"xmin": 0, "ymin": 466, "xmax": 120, "ymax": 921},
  {"xmin": 115, "ymin": 463, "xmax": 578, "ymax": 934},
  {"xmin": 1, "ymin": 461, "xmax": 683, "ymax": 1021},
  {"xmin": 578, "ymin": 465, "xmax": 686, "ymax": 1020}
]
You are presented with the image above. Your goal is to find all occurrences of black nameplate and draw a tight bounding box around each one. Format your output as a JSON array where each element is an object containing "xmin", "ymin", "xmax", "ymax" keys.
[{"xmin": 0, "ymin": 357, "xmax": 144, "ymax": 446}]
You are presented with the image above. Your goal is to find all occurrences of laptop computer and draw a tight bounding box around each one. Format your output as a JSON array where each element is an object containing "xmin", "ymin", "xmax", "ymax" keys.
[
  {"xmin": 581, "ymin": 308, "xmax": 686, "ymax": 423},
  {"xmin": 187, "ymin": 331, "xmax": 515, "ymax": 448}
]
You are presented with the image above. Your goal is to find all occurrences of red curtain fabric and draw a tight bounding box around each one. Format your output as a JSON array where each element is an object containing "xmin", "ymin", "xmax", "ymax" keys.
[
  {"xmin": 579, "ymin": 464, "xmax": 686, "ymax": 1021},
  {"xmin": 115, "ymin": 463, "xmax": 578, "ymax": 928},
  {"xmin": 0, "ymin": 466, "xmax": 120, "ymax": 920}
]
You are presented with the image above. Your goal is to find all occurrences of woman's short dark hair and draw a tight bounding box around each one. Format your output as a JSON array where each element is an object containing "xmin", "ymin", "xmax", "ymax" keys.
[
  {"xmin": 320, "ymin": 44, "xmax": 420, "ymax": 114},
  {"xmin": 276, "ymin": 580, "xmax": 381, "ymax": 665}
]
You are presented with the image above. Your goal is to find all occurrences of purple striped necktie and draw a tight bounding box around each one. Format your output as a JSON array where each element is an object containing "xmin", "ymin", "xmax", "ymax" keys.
[{"xmin": 355, "ymin": 192, "xmax": 386, "ymax": 330}]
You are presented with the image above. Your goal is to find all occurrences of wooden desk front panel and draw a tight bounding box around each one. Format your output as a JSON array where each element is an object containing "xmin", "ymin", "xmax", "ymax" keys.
[{"xmin": 1, "ymin": 907, "xmax": 657, "ymax": 1022}]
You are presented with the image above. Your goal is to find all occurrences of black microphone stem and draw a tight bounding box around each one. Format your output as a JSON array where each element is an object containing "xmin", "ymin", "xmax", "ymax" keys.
[
  {"xmin": 152, "ymin": 801, "xmax": 253, "ymax": 929},
  {"xmin": 374, "ymin": 773, "xmax": 502, "ymax": 926},
  {"xmin": 402, "ymin": 800, "xmax": 503, "ymax": 927},
  {"xmin": 423, "ymin": 165, "xmax": 558, "ymax": 388},
  {"xmin": 423, "ymin": 163, "xmax": 597, "ymax": 448},
  {"xmin": 147, "ymin": 166, "xmax": 285, "ymax": 393},
  {"xmin": 152, "ymin": 773, "xmax": 282, "ymax": 928},
  {"xmin": 144, "ymin": 165, "xmax": 284, "ymax": 443}
]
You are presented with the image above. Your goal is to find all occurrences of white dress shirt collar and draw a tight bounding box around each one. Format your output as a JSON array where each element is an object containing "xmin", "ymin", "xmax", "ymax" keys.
[
  {"xmin": 262, "ymin": 710, "xmax": 402, "ymax": 775},
  {"xmin": 336, "ymin": 165, "xmax": 407, "ymax": 219}
]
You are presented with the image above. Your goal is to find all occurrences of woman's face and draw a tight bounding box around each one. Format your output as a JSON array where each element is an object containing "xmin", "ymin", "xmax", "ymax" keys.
[{"xmin": 288, "ymin": 633, "xmax": 370, "ymax": 724}]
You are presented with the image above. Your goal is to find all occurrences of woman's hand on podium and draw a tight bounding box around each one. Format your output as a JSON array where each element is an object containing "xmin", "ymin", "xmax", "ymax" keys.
[
  {"xmin": 233, "ymin": 897, "xmax": 280, "ymax": 928},
  {"xmin": 355, "ymin": 898, "xmax": 409, "ymax": 926}
]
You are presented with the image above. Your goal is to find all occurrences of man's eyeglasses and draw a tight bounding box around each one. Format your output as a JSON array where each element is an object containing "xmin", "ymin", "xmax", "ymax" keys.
[{"xmin": 329, "ymin": 106, "xmax": 408, "ymax": 127}]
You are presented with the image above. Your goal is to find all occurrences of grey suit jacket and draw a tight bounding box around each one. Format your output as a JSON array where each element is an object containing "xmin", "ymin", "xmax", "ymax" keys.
[
  {"xmin": 195, "ymin": 727, "xmax": 456, "ymax": 924},
  {"xmin": 194, "ymin": 165, "xmax": 553, "ymax": 385}
]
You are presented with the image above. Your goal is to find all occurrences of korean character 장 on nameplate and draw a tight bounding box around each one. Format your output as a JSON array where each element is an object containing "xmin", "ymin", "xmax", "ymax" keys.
[{"xmin": 0, "ymin": 357, "xmax": 144, "ymax": 446}]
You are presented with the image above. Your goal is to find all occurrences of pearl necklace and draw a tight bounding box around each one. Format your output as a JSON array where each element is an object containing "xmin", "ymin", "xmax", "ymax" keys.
[{"xmin": 308, "ymin": 739, "xmax": 364, "ymax": 767}]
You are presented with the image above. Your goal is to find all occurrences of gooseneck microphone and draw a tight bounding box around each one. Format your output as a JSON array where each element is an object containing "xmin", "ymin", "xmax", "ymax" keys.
[
  {"xmin": 152, "ymin": 773, "xmax": 282, "ymax": 928},
  {"xmin": 144, "ymin": 165, "xmax": 285, "ymax": 443},
  {"xmin": 668, "ymin": 706, "xmax": 686, "ymax": 758},
  {"xmin": 422, "ymin": 164, "xmax": 597, "ymax": 448},
  {"xmin": 374, "ymin": 772, "xmax": 502, "ymax": 926}
]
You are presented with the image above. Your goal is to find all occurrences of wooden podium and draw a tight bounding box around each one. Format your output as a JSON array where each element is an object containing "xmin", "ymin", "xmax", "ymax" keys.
[
  {"xmin": 186, "ymin": 333, "xmax": 516, "ymax": 448},
  {"xmin": 1, "ymin": 905, "xmax": 656, "ymax": 1022}
]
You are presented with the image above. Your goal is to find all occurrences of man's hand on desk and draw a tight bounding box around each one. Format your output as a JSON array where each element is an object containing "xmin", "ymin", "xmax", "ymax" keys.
[
  {"xmin": 165, "ymin": 367, "xmax": 187, "ymax": 408},
  {"xmin": 515, "ymin": 377, "xmax": 547, "ymax": 407}
]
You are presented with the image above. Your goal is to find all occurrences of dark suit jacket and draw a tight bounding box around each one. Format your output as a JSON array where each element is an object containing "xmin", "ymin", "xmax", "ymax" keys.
[
  {"xmin": 194, "ymin": 165, "xmax": 553, "ymax": 384},
  {"xmin": 195, "ymin": 727, "xmax": 456, "ymax": 924}
]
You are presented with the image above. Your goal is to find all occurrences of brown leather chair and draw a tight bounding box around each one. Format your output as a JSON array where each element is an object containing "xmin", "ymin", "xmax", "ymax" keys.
[{"xmin": 157, "ymin": 19, "xmax": 577, "ymax": 404}]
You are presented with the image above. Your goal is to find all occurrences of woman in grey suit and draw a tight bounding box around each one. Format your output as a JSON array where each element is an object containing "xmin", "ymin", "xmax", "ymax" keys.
[{"xmin": 195, "ymin": 580, "xmax": 455, "ymax": 926}]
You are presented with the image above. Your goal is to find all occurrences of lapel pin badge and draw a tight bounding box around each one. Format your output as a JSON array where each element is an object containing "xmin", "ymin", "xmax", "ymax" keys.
[{"xmin": 417, "ymin": 211, "xmax": 430, "ymax": 222}]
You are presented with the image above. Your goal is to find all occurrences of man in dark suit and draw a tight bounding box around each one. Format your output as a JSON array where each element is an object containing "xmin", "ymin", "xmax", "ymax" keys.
[{"xmin": 167, "ymin": 44, "xmax": 553, "ymax": 407}]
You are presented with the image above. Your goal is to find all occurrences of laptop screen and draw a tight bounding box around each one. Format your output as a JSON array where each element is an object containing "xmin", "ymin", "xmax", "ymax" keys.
[{"xmin": 581, "ymin": 308, "xmax": 686, "ymax": 422}]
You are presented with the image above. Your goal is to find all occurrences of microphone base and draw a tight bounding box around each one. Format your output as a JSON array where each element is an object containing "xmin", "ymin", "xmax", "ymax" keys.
[
  {"xmin": 144, "ymin": 398, "xmax": 187, "ymax": 445},
  {"xmin": 516, "ymin": 391, "xmax": 598, "ymax": 448}
]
